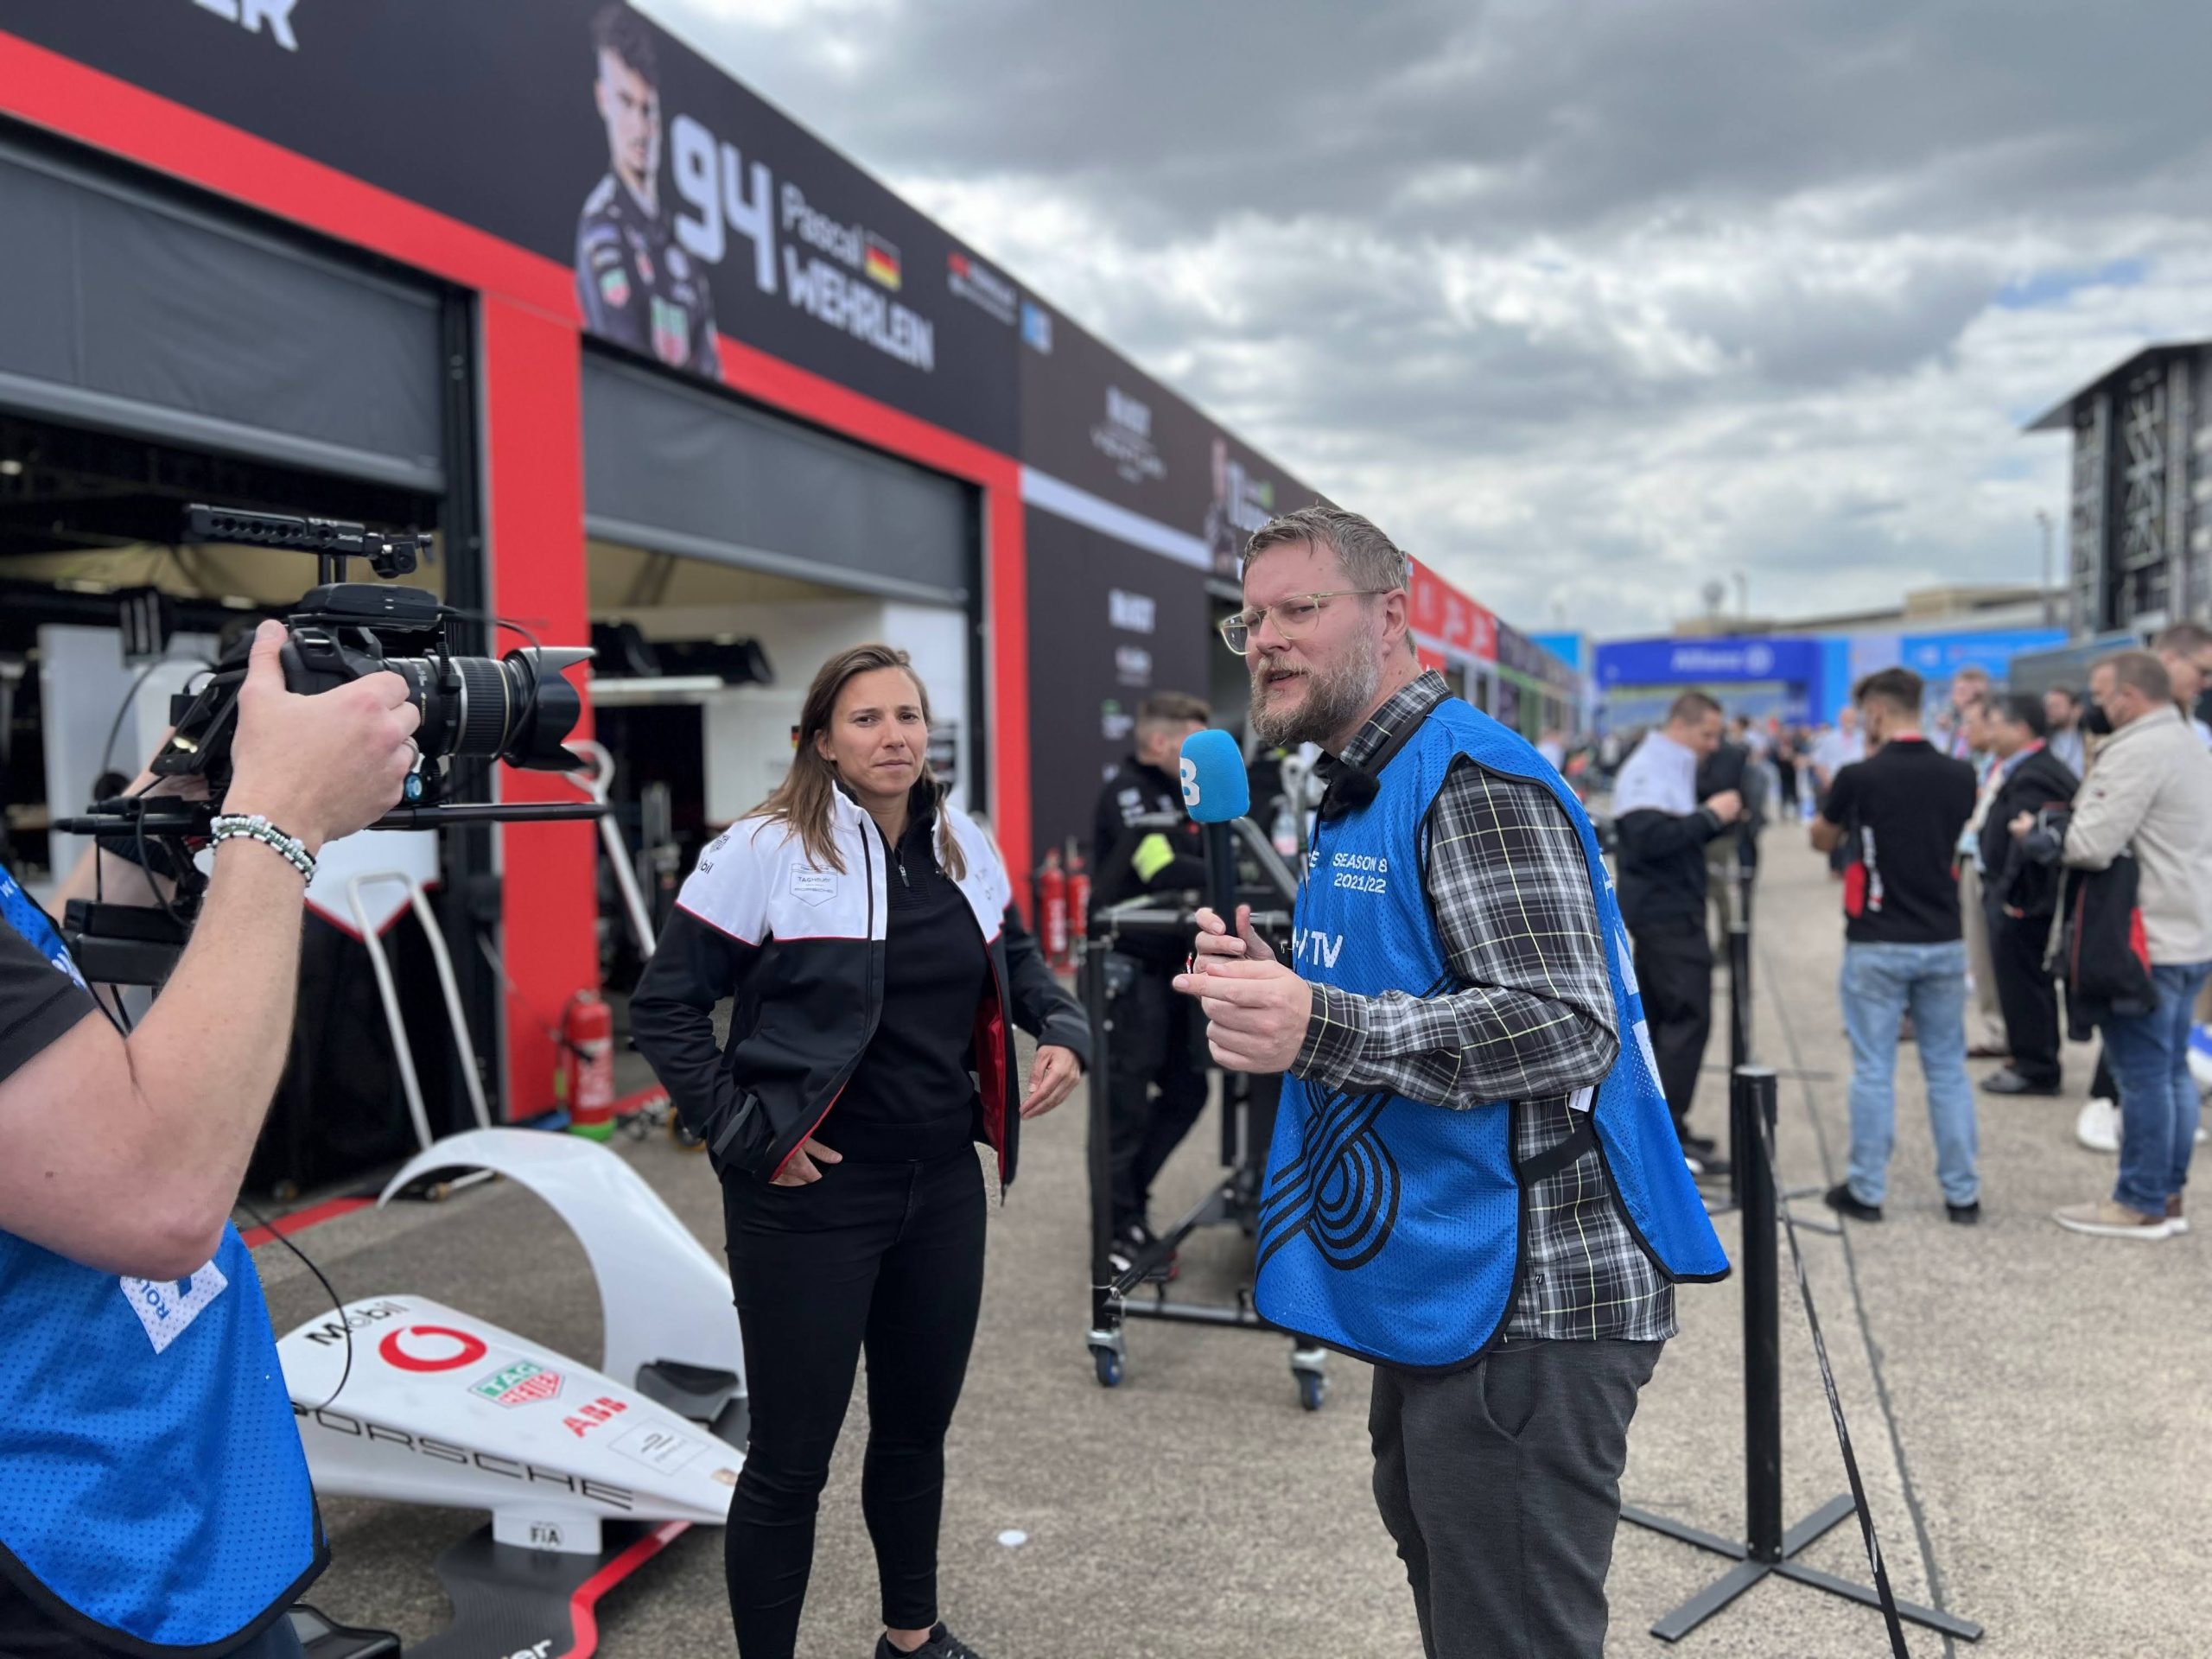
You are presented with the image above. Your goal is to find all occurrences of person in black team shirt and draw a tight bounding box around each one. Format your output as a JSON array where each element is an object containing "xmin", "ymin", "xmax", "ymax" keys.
[
  {"xmin": 1975, "ymin": 694, "xmax": 2078, "ymax": 1098},
  {"xmin": 631, "ymin": 644, "xmax": 1087, "ymax": 1659},
  {"xmin": 1089, "ymin": 691, "xmax": 1211, "ymax": 1268},
  {"xmin": 575, "ymin": 6, "xmax": 721, "ymax": 376},
  {"xmin": 1611, "ymin": 691, "xmax": 1745, "ymax": 1174},
  {"xmin": 1811, "ymin": 668, "xmax": 1982, "ymax": 1224}
]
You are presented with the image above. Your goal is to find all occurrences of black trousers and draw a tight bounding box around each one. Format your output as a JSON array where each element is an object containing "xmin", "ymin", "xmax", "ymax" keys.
[
  {"xmin": 1631, "ymin": 917, "xmax": 1713, "ymax": 1135},
  {"xmin": 1105, "ymin": 958, "xmax": 1211, "ymax": 1231},
  {"xmin": 1371, "ymin": 1340, "xmax": 1665, "ymax": 1658},
  {"xmin": 1988, "ymin": 906, "xmax": 2062, "ymax": 1087},
  {"xmin": 721, "ymin": 1147, "xmax": 986, "ymax": 1657}
]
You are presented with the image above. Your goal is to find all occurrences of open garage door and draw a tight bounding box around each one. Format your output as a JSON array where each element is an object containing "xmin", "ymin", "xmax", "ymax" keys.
[
  {"xmin": 0, "ymin": 133, "xmax": 444, "ymax": 492},
  {"xmin": 579, "ymin": 352, "xmax": 982, "ymax": 992},
  {"xmin": 582, "ymin": 351, "xmax": 971, "ymax": 604}
]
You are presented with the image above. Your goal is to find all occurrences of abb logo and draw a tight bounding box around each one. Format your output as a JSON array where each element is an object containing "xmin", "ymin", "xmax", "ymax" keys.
[{"xmin": 564, "ymin": 1396, "xmax": 630, "ymax": 1439}]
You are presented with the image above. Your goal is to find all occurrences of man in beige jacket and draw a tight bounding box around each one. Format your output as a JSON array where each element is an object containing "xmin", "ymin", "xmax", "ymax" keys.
[{"xmin": 2042, "ymin": 652, "xmax": 2212, "ymax": 1239}]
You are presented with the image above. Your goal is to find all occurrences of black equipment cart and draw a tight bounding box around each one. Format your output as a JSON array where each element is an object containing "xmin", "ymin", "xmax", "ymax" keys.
[{"xmin": 1079, "ymin": 817, "xmax": 1334, "ymax": 1409}]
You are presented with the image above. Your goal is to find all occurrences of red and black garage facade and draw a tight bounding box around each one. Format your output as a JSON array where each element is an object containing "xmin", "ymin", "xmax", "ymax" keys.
[{"xmin": 0, "ymin": 2, "xmax": 1553, "ymax": 1124}]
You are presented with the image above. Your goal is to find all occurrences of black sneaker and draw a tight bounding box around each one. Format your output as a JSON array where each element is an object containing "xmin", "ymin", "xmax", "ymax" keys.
[
  {"xmin": 1822, "ymin": 1182, "xmax": 1883, "ymax": 1223},
  {"xmin": 876, "ymin": 1624, "xmax": 987, "ymax": 1659},
  {"xmin": 1947, "ymin": 1201, "xmax": 1982, "ymax": 1226}
]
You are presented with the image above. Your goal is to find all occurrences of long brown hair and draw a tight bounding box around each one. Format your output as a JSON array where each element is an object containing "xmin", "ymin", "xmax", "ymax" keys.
[{"xmin": 757, "ymin": 643, "xmax": 966, "ymax": 880}]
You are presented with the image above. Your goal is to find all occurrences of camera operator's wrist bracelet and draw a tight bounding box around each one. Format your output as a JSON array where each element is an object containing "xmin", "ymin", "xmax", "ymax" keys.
[{"xmin": 207, "ymin": 814, "xmax": 317, "ymax": 884}]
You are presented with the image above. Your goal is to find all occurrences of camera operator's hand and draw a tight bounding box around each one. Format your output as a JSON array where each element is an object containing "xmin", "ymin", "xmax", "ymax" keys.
[{"xmin": 226, "ymin": 620, "xmax": 420, "ymax": 851}]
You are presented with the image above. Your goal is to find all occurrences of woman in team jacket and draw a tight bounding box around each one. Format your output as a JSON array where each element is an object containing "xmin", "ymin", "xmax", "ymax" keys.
[{"xmin": 632, "ymin": 642, "xmax": 1088, "ymax": 1659}]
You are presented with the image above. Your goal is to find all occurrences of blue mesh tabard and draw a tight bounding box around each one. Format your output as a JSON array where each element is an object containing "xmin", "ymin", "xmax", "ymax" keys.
[
  {"xmin": 0, "ymin": 882, "xmax": 321, "ymax": 1648},
  {"xmin": 1254, "ymin": 698, "xmax": 1727, "ymax": 1370}
]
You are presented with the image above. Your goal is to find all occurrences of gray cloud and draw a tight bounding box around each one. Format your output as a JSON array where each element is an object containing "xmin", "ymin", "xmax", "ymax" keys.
[{"xmin": 639, "ymin": 0, "xmax": 2212, "ymax": 634}]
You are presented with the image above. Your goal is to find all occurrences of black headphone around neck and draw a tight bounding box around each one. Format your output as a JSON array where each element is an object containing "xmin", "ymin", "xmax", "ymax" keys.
[{"xmin": 1314, "ymin": 704, "xmax": 1435, "ymax": 822}]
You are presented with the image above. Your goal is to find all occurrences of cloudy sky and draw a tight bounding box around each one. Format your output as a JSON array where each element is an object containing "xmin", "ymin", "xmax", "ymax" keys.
[{"xmin": 635, "ymin": 0, "xmax": 2212, "ymax": 639}]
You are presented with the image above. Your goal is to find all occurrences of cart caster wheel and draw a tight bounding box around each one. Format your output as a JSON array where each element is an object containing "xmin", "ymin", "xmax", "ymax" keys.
[
  {"xmin": 1091, "ymin": 1347, "xmax": 1124, "ymax": 1389},
  {"xmin": 1296, "ymin": 1370, "xmax": 1326, "ymax": 1412}
]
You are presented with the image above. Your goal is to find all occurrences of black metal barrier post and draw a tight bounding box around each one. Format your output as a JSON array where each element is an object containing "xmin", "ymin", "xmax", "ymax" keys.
[
  {"xmin": 1712, "ymin": 842, "xmax": 1831, "ymax": 1228},
  {"xmin": 1081, "ymin": 938, "xmax": 1128, "ymax": 1388},
  {"xmin": 1621, "ymin": 1066, "xmax": 1982, "ymax": 1646}
]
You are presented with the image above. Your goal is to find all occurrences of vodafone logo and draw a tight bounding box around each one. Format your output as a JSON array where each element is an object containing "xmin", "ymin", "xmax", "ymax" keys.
[{"xmin": 379, "ymin": 1325, "xmax": 490, "ymax": 1373}]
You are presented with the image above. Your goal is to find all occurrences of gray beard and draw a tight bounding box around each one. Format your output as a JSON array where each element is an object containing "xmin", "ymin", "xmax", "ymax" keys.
[{"xmin": 1249, "ymin": 639, "xmax": 1381, "ymax": 751}]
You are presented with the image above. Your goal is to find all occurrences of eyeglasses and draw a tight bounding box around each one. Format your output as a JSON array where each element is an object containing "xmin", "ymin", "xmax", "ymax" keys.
[{"xmin": 1217, "ymin": 591, "xmax": 1392, "ymax": 656}]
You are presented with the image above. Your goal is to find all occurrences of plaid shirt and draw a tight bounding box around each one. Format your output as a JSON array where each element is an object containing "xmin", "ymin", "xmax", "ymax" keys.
[{"xmin": 1292, "ymin": 671, "xmax": 1677, "ymax": 1344}]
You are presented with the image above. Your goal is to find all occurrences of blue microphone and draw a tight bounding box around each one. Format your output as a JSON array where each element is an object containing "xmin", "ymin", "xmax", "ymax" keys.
[
  {"xmin": 1179, "ymin": 728, "xmax": 1249, "ymax": 823},
  {"xmin": 1180, "ymin": 728, "xmax": 1249, "ymax": 925}
]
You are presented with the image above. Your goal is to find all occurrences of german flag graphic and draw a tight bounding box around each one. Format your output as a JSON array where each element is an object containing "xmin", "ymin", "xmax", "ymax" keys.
[{"xmin": 864, "ymin": 232, "xmax": 902, "ymax": 290}]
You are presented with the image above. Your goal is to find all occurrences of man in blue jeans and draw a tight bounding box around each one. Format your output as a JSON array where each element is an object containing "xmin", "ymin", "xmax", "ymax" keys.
[
  {"xmin": 1811, "ymin": 668, "xmax": 1982, "ymax": 1223},
  {"xmin": 2041, "ymin": 652, "xmax": 2212, "ymax": 1239}
]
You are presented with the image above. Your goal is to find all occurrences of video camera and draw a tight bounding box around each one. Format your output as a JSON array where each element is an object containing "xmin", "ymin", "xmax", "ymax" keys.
[{"xmin": 54, "ymin": 504, "xmax": 599, "ymax": 984}]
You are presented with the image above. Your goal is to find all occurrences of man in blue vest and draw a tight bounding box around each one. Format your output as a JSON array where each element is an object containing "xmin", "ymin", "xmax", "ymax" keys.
[
  {"xmin": 1177, "ymin": 507, "xmax": 1726, "ymax": 1658},
  {"xmin": 0, "ymin": 621, "xmax": 419, "ymax": 1657}
]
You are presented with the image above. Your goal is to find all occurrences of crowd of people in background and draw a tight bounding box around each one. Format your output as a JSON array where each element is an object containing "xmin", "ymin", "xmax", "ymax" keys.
[{"xmin": 1579, "ymin": 626, "xmax": 2212, "ymax": 1244}]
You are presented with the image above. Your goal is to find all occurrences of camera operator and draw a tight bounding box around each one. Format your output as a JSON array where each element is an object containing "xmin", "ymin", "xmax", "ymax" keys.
[{"xmin": 0, "ymin": 621, "xmax": 420, "ymax": 1658}]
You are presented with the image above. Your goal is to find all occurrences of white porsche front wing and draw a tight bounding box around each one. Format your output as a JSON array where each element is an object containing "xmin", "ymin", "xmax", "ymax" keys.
[{"xmin": 281, "ymin": 1294, "xmax": 741, "ymax": 1557}]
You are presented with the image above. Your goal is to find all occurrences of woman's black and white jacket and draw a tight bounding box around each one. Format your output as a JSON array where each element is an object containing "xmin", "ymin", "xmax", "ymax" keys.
[{"xmin": 631, "ymin": 786, "xmax": 1090, "ymax": 1185}]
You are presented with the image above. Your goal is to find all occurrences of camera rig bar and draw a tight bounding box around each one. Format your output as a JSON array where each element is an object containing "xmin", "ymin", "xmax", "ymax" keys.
[
  {"xmin": 51, "ymin": 801, "xmax": 608, "ymax": 841},
  {"xmin": 187, "ymin": 503, "xmax": 431, "ymax": 583}
]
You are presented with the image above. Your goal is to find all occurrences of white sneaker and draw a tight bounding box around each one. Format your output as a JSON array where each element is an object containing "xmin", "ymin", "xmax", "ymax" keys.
[
  {"xmin": 2075, "ymin": 1097, "xmax": 2121, "ymax": 1154},
  {"xmin": 2054, "ymin": 1198, "xmax": 2176, "ymax": 1240}
]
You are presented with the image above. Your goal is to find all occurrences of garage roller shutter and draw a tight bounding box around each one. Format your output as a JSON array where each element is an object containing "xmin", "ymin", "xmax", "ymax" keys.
[
  {"xmin": 0, "ymin": 140, "xmax": 442, "ymax": 490},
  {"xmin": 582, "ymin": 351, "xmax": 971, "ymax": 604}
]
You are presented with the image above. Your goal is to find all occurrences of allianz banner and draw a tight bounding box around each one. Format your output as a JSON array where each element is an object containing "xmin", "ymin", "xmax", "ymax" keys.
[{"xmin": 2, "ymin": 0, "xmax": 1021, "ymax": 451}]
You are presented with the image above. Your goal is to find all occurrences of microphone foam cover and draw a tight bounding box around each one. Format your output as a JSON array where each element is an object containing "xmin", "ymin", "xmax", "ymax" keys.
[{"xmin": 1179, "ymin": 728, "xmax": 1250, "ymax": 823}]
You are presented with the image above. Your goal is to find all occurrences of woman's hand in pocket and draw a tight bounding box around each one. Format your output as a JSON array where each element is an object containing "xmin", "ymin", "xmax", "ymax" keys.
[{"xmin": 771, "ymin": 1137, "xmax": 842, "ymax": 1186}]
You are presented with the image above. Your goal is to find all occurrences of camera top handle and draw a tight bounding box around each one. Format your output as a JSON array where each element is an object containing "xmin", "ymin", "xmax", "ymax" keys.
[{"xmin": 185, "ymin": 504, "xmax": 431, "ymax": 584}]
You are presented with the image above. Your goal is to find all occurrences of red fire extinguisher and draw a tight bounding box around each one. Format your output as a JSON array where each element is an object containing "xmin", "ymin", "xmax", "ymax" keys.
[
  {"xmin": 1066, "ymin": 844, "xmax": 1091, "ymax": 963},
  {"xmin": 561, "ymin": 990, "xmax": 617, "ymax": 1141},
  {"xmin": 1037, "ymin": 849, "xmax": 1069, "ymax": 973}
]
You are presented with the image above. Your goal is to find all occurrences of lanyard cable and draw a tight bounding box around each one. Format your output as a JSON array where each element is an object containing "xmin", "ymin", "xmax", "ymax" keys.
[{"xmin": 234, "ymin": 1196, "xmax": 353, "ymax": 1414}]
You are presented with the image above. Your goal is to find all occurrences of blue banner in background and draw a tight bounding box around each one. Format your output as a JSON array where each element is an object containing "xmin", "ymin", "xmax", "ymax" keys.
[
  {"xmin": 1593, "ymin": 636, "xmax": 1824, "ymax": 687},
  {"xmin": 1530, "ymin": 630, "xmax": 1586, "ymax": 672},
  {"xmin": 1594, "ymin": 625, "xmax": 2074, "ymax": 731},
  {"xmin": 1898, "ymin": 627, "xmax": 2068, "ymax": 681}
]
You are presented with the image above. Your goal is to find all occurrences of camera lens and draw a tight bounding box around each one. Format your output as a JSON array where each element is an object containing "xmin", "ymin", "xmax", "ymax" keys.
[
  {"xmin": 404, "ymin": 651, "xmax": 586, "ymax": 770},
  {"xmin": 448, "ymin": 658, "xmax": 513, "ymax": 758}
]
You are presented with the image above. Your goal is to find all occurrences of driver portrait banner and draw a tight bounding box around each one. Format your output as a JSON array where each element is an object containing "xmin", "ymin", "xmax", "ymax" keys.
[{"xmin": 0, "ymin": 0, "xmax": 1020, "ymax": 451}]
